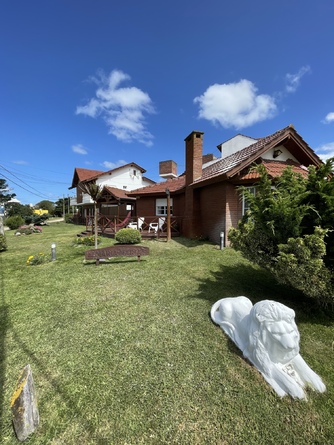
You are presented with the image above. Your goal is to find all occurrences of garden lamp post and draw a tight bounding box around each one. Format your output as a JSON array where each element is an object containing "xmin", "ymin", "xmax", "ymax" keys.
[{"xmin": 51, "ymin": 243, "xmax": 56, "ymax": 261}]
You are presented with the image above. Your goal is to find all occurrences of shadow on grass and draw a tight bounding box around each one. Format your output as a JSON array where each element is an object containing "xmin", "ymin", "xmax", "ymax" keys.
[
  {"xmin": 174, "ymin": 237, "xmax": 213, "ymax": 248},
  {"xmin": 194, "ymin": 260, "xmax": 334, "ymax": 326},
  {"xmin": 83, "ymin": 258, "xmax": 149, "ymax": 266},
  {"xmin": 0, "ymin": 254, "xmax": 9, "ymax": 435}
]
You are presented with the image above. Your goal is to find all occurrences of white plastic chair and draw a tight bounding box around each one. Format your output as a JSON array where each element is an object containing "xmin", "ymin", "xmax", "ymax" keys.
[
  {"xmin": 149, "ymin": 217, "xmax": 165, "ymax": 233},
  {"xmin": 137, "ymin": 217, "xmax": 145, "ymax": 231}
]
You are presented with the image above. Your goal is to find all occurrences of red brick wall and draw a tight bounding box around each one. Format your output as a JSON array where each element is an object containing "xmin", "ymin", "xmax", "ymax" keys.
[
  {"xmin": 135, "ymin": 194, "xmax": 185, "ymax": 218},
  {"xmin": 198, "ymin": 183, "xmax": 226, "ymax": 243},
  {"xmin": 133, "ymin": 181, "xmax": 242, "ymax": 245},
  {"xmin": 196, "ymin": 182, "xmax": 242, "ymax": 245},
  {"xmin": 135, "ymin": 197, "xmax": 156, "ymax": 217},
  {"xmin": 225, "ymin": 183, "xmax": 242, "ymax": 244}
]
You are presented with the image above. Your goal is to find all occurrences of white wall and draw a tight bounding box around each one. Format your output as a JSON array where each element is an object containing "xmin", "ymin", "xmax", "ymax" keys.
[
  {"xmin": 261, "ymin": 144, "xmax": 298, "ymax": 162},
  {"xmin": 218, "ymin": 135, "xmax": 258, "ymax": 159},
  {"xmin": 96, "ymin": 166, "xmax": 149, "ymax": 191}
]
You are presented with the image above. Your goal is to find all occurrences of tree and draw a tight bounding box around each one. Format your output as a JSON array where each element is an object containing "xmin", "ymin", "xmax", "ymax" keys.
[
  {"xmin": 80, "ymin": 183, "xmax": 102, "ymax": 249},
  {"xmin": 301, "ymin": 159, "xmax": 334, "ymax": 264},
  {"xmin": 0, "ymin": 178, "xmax": 16, "ymax": 235},
  {"xmin": 35, "ymin": 200, "xmax": 55, "ymax": 215},
  {"xmin": 229, "ymin": 164, "xmax": 312, "ymax": 267},
  {"xmin": 0, "ymin": 178, "xmax": 16, "ymax": 203},
  {"xmin": 228, "ymin": 163, "xmax": 334, "ymax": 306},
  {"xmin": 6, "ymin": 203, "xmax": 33, "ymax": 219}
]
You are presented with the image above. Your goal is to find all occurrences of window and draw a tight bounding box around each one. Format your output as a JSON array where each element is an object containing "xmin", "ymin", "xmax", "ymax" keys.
[
  {"xmin": 242, "ymin": 187, "xmax": 256, "ymax": 215},
  {"xmin": 156, "ymin": 198, "xmax": 173, "ymax": 216}
]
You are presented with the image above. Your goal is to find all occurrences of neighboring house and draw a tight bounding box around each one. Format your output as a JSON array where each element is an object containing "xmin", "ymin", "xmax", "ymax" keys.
[
  {"xmin": 69, "ymin": 163, "xmax": 155, "ymax": 222},
  {"xmin": 128, "ymin": 125, "xmax": 323, "ymax": 245}
]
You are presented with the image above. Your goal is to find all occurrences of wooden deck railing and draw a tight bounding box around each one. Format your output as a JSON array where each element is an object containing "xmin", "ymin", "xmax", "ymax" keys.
[{"xmin": 82, "ymin": 214, "xmax": 181, "ymax": 237}]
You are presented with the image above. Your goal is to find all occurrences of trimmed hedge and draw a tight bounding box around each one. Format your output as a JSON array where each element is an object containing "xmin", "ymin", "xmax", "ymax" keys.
[{"xmin": 115, "ymin": 228, "xmax": 141, "ymax": 244}]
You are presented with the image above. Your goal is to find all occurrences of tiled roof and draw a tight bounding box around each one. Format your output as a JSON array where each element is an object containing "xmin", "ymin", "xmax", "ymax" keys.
[
  {"xmin": 128, "ymin": 175, "xmax": 186, "ymax": 196},
  {"xmin": 198, "ymin": 125, "xmax": 295, "ymax": 183},
  {"xmin": 103, "ymin": 186, "xmax": 135, "ymax": 200},
  {"xmin": 239, "ymin": 159, "xmax": 309, "ymax": 180},
  {"xmin": 75, "ymin": 168, "xmax": 104, "ymax": 182}
]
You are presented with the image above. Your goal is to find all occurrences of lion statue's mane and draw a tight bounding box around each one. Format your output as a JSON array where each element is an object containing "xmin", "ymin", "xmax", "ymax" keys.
[{"xmin": 211, "ymin": 297, "xmax": 326, "ymax": 399}]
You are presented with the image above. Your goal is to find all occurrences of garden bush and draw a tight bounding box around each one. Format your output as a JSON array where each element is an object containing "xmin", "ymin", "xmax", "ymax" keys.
[
  {"xmin": 5, "ymin": 215, "xmax": 25, "ymax": 230},
  {"xmin": 115, "ymin": 228, "xmax": 141, "ymax": 244},
  {"xmin": 25, "ymin": 213, "xmax": 49, "ymax": 225},
  {"xmin": 73, "ymin": 235, "xmax": 101, "ymax": 246},
  {"xmin": 0, "ymin": 234, "xmax": 7, "ymax": 251},
  {"xmin": 65, "ymin": 213, "xmax": 75, "ymax": 223},
  {"xmin": 274, "ymin": 228, "xmax": 334, "ymax": 307}
]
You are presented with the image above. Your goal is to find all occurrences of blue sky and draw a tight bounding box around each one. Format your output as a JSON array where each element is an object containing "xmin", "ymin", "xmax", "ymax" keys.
[{"xmin": 1, "ymin": 0, "xmax": 334, "ymax": 205}]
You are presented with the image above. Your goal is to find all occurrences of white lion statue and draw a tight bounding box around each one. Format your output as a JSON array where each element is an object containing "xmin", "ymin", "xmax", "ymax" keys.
[{"xmin": 210, "ymin": 297, "xmax": 326, "ymax": 399}]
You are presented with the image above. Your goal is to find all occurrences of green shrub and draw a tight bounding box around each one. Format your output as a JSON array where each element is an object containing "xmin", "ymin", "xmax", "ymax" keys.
[
  {"xmin": 274, "ymin": 227, "xmax": 334, "ymax": 307},
  {"xmin": 73, "ymin": 236, "xmax": 101, "ymax": 246},
  {"xmin": 5, "ymin": 215, "xmax": 25, "ymax": 230},
  {"xmin": 0, "ymin": 234, "xmax": 7, "ymax": 251},
  {"xmin": 115, "ymin": 228, "xmax": 141, "ymax": 244},
  {"xmin": 25, "ymin": 213, "xmax": 49, "ymax": 225},
  {"xmin": 65, "ymin": 213, "xmax": 74, "ymax": 223}
]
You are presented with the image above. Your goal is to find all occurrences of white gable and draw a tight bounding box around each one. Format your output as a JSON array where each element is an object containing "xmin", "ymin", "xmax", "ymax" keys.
[
  {"xmin": 95, "ymin": 165, "xmax": 150, "ymax": 191},
  {"xmin": 261, "ymin": 144, "xmax": 298, "ymax": 162},
  {"xmin": 218, "ymin": 135, "xmax": 258, "ymax": 159}
]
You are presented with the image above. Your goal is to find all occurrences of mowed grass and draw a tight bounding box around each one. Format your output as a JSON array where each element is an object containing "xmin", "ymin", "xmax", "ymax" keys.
[{"xmin": 0, "ymin": 222, "xmax": 333, "ymax": 444}]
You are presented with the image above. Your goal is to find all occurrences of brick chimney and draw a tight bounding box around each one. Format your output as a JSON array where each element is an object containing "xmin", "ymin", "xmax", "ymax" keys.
[
  {"xmin": 159, "ymin": 160, "xmax": 177, "ymax": 179},
  {"xmin": 202, "ymin": 153, "xmax": 216, "ymax": 164},
  {"xmin": 185, "ymin": 131, "xmax": 204, "ymax": 185},
  {"xmin": 183, "ymin": 131, "xmax": 204, "ymax": 239}
]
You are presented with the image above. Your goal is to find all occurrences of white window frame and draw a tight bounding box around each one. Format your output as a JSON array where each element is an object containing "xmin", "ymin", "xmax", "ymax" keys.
[
  {"xmin": 242, "ymin": 186, "xmax": 256, "ymax": 215},
  {"xmin": 156, "ymin": 198, "xmax": 173, "ymax": 216}
]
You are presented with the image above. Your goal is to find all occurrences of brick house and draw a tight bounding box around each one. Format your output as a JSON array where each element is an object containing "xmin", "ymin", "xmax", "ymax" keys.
[{"xmin": 128, "ymin": 125, "xmax": 323, "ymax": 245}]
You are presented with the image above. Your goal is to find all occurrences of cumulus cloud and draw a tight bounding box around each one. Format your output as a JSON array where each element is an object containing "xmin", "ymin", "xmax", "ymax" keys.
[
  {"xmin": 285, "ymin": 65, "xmax": 310, "ymax": 93},
  {"xmin": 194, "ymin": 79, "xmax": 277, "ymax": 129},
  {"xmin": 316, "ymin": 142, "xmax": 334, "ymax": 161},
  {"xmin": 102, "ymin": 160, "xmax": 127, "ymax": 170},
  {"xmin": 323, "ymin": 112, "xmax": 334, "ymax": 124},
  {"xmin": 72, "ymin": 144, "xmax": 88, "ymax": 155},
  {"xmin": 76, "ymin": 69, "xmax": 155, "ymax": 146}
]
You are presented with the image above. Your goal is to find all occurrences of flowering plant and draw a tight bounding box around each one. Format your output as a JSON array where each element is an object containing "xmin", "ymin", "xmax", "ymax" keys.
[
  {"xmin": 16, "ymin": 225, "xmax": 43, "ymax": 235},
  {"xmin": 26, "ymin": 252, "xmax": 50, "ymax": 266}
]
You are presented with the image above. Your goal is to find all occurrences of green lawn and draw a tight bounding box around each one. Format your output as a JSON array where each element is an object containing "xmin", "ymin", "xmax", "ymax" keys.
[{"xmin": 0, "ymin": 222, "xmax": 333, "ymax": 444}]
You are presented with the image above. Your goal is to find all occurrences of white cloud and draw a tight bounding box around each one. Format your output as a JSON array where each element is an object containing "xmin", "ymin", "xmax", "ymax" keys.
[
  {"xmin": 323, "ymin": 112, "xmax": 334, "ymax": 124},
  {"xmin": 102, "ymin": 160, "xmax": 127, "ymax": 170},
  {"xmin": 194, "ymin": 79, "xmax": 277, "ymax": 129},
  {"xmin": 76, "ymin": 69, "xmax": 155, "ymax": 146},
  {"xmin": 285, "ymin": 65, "xmax": 310, "ymax": 93},
  {"xmin": 316, "ymin": 142, "xmax": 334, "ymax": 161},
  {"xmin": 72, "ymin": 144, "xmax": 88, "ymax": 155},
  {"xmin": 13, "ymin": 160, "xmax": 28, "ymax": 165}
]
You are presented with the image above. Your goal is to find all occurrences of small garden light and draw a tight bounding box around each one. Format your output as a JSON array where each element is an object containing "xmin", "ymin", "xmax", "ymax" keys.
[
  {"xmin": 51, "ymin": 243, "xmax": 56, "ymax": 261},
  {"xmin": 220, "ymin": 231, "xmax": 225, "ymax": 250}
]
